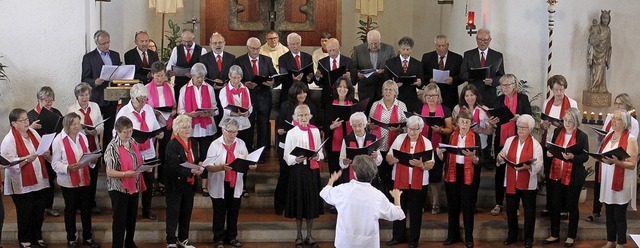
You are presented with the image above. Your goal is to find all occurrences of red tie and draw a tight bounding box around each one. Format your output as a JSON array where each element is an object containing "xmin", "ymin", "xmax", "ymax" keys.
[
  {"xmin": 251, "ymin": 59, "xmax": 258, "ymax": 75},
  {"xmin": 132, "ymin": 111, "xmax": 151, "ymax": 150},
  {"xmin": 438, "ymin": 56, "xmax": 444, "ymax": 70},
  {"xmin": 402, "ymin": 60, "xmax": 408, "ymax": 73},
  {"xmin": 295, "ymin": 54, "xmax": 301, "ymax": 70},
  {"xmin": 142, "ymin": 51, "xmax": 148, "ymax": 68},
  {"xmin": 480, "ymin": 51, "xmax": 486, "ymax": 67},
  {"xmin": 79, "ymin": 107, "xmax": 97, "ymax": 151},
  {"xmin": 332, "ymin": 59, "xmax": 338, "ymax": 70},
  {"xmin": 186, "ymin": 47, "xmax": 192, "ymax": 63},
  {"xmin": 216, "ymin": 55, "xmax": 223, "ymax": 72}
]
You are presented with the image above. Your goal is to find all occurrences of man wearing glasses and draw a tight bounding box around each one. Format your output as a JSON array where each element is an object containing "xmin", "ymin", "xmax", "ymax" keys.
[
  {"xmin": 460, "ymin": 28, "xmax": 505, "ymax": 108},
  {"xmin": 124, "ymin": 31, "xmax": 159, "ymax": 85},
  {"xmin": 166, "ymin": 29, "xmax": 208, "ymax": 103},
  {"xmin": 351, "ymin": 30, "xmax": 396, "ymax": 110},
  {"xmin": 260, "ymin": 30, "xmax": 289, "ymax": 73}
]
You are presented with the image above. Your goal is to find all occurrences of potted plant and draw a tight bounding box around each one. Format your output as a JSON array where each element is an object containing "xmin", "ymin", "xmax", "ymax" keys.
[
  {"xmin": 161, "ymin": 19, "xmax": 181, "ymax": 62},
  {"xmin": 0, "ymin": 56, "xmax": 7, "ymax": 82},
  {"xmin": 580, "ymin": 165, "xmax": 596, "ymax": 203},
  {"xmin": 356, "ymin": 16, "xmax": 378, "ymax": 44}
]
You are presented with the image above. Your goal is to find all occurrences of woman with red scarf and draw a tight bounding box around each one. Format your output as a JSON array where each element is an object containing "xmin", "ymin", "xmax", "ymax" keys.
[
  {"xmin": 104, "ymin": 116, "xmax": 147, "ymax": 248},
  {"xmin": 496, "ymin": 114, "xmax": 543, "ymax": 248},
  {"xmin": 326, "ymin": 77, "xmax": 356, "ymax": 176},
  {"xmin": 420, "ymin": 82, "xmax": 453, "ymax": 215},
  {"xmin": 283, "ymin": 105, "xmax": 324, "ymax": 248},
  {"xmin": 488, "ymin": 74, "xmax": 531, "ymax": 216},
  {"xmin": 543, "ymin": 108, "xmax": 588, "ymax": 247},
  {"xmin": 164, "ymin": 115, "xmax": 204, "ymax": 248},
  {"xmin": 51, "ymin": 113, "xmax": 101, "ymax": 248},
  {"xmin": 436, "ymin": 109, "xmax": 482, "ymax": 248},
  {"xmin": 386, "ymin": 115, "xmax": 435, "ymax": 248},
  {"xmin": 338, "ymin": 112, "xmax": 382, "ymax": 183},
  {"xmin": 219, "ymin": 65, "xmax": 253, "ymax": 147},
  {"xmin": 1, "ymin": 108, "xmax": 52, "ymax": 248},
  {"xmin": 453, "ymin": 84, "xmax": 494, "ymax": 169},
  {"xmin": 598, "ymin": 110, "xmax": 638, "ymax": 248}
]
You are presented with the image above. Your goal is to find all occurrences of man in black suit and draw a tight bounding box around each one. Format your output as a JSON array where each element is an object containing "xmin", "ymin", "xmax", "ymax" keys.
[
  {"xmin": 421, "ymin": 35, "xmax": 464, "ymax": 110},
  {"xmin": 235, "ymin": 37, "xmax": 277, "ymax": 156},
  {"xmin": 166, "ymin": 28, "xmax": 207, "ymax": 102},
  {"xmin": 201, "ymin": 32, "xmax": 236, "ymax": 130},
  {"xmin": 384, "ymin": 37, "xmax": 424, "ymax": 113},
  {"xmin": 276, "ymin": 32, "xmax": 314, "ymax": 107},
  {"xmin": 315, "ymin": 38, "xmax": 358, "ymax": 113},
  {"xmin": 460, "ymin": 28, "xmax": 505, "ymax": 108},
  {"xmin": 351, "ymin": 30, "xmax": 396, "ymax": 106},
  {"xmin": 124, "ymin": 31, "xmax": 159, "ymax": 85}
]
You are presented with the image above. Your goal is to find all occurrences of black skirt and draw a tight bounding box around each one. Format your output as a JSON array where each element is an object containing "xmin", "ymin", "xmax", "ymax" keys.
[{"xmin": 284, "ymin": 163, "xmax": 324, "ymax": 219}]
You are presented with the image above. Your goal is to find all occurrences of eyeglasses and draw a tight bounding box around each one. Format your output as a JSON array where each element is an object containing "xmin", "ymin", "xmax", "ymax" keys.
[
  {"xmin": 476, "ymin": 38, "xmax": 491, "ymax": 43},
  {"xmin": 458, "ymin": 119, "xmax": 472, "ymax": 125},
  {"xmin": 500, "ymin": 83, "xmax": 514, "ymax": 87},
  {"xmin": 516, "ymin": 125, "xmax": 530, "ymax": 130},
  {"xmin": 426, "ymin": 94, "xmax": 439, "ymax": 98},
  {"xmin": 210, "ymin": 41, "xmax": 225, "ymax": 45},
  {"xmin": 407, "ymin": 127, "xmax": 422, "ymax": 132},
  {"xmin": 248, "ymin": 46, "xmax": 261, "ymax": 51},
  {"xmin": 267, "ymin": 37, "xmax": 278, "ymax": 40},
  {"xmin": 14, "ymin": 118, "xmax": 29, "ymax": 123},
  {"xmin": 224, "ymin": 129, "xmax": 238, "ymax": 134}
]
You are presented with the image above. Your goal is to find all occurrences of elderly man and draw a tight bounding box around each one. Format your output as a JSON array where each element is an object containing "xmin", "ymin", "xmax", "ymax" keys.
[
  {"xmin": 201, "ymin": 32, "xmax": 237, "ymax": 128},
  {"xmin": 235, "ymin": 37, "xmax": 277, "ymax": 157},
  {"xmin": 315, "ymin": 38, "xmax": 358, "ymax": 112},
  {"xmin": 166, "ymin": 29, "xmax": 208, "ymax": 102},
  {"xmin": 383, "ymin": 37, "xmax": 424, "ymax": 113},
  {"xmin": 260, "ymin": 30, "xmax": 289, "ymax": 73},
  {"xmin": 352, "ymin": 30, "xmax": 396, "ymax": 105},
  {"xmin": 312, "ymin": 32, "xmax": 331, "ymax": 72},
  {"xmin": 81, "ymin": 30, "xmax": 122, "ymax": 152},
  {"xmin": 276, "ymin": 32, "xmax": 314, "ymax": 107},
  {"xmin": 124, "ymin": 31, "xmax": 159, "ymax": 85},
  {"xmin": 421, "ymin": 35, "xmax": 463, "ymax": 110},
  {"xmin": 460, "ymin": 28, "xmax": 505, "ymax": 108}
]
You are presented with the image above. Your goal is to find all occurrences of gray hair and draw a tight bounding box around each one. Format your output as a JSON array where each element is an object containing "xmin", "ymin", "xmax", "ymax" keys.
[
  {"xmin": 407, "ymin": 115, "xmax": 425, "ymax": 130},
  {"xmin": 382, "ymin": 80, "xmax": 399, "ymax": 96},
  {"xmin": 93, "ymin": 30, "xmax": 110, "ymax": 44},
  {"xmin": 246, "ymin": 37, "xmax": 261, "ymax": 47},
  {"xmin": 613, "ymin": 109, "xmax": 632, "ymax": 130},
  {"xmin": 434, "ymin": 34, "xmax": 448, "ymax": 43},
  {"xmin": 181, "ymin": 28, "xmax": 195, "ymax": 39},
  {"xmin": 398, "ymin": 36, "xmax": 414, "ymax": 48},
  {"xmin": 190, "ymin": 63, "xmax": 208, "ymax": 78},
  {"xmin": 129, "ymin": 83, "xmax": 149, "ymax": 99},
  {"xmin": 352, "ymin": 155, "xmax": 378, "ymax": 182},
  {"xmin": 367, "ymin": 30, "xmax": 381, "ymax": 41},
  {"xmin": 292, "ymin": 104, "xmax": 312, "ymax": 121},
  {"xmin": 349, "ymin": 112, "xmax": 368, "ymax": 126},
  {"xmin": 228, "ymin": 65, "xmax": 243, "ymax": 78},
  {"xmin": 517, "ymin": 114, "xmax": 535, "ymax": 130},
  {"xmin": 287, "ymin": 32, "xmax": 302, "ymax": 45},
  {"xmin": 564, "ymin": 108, "xmax": 582, "ymax": 128},
  {"xmin": 477, "ymin": 28, "xmax": 491, "ymax": 37},
  {"xmin": 172, "ymin": 114, "xmax": 193, "ymax": 134},
  {"xmin": 499, "ymin": 74, "xmax": 520, "ymax": 91},
  {"xmin": 37, "ymin": 86, "xmax": 55, "ymax": 101},
  {"xmin": 74, "ymin": 82, "xmax": 92, "ymax": 98},
  {"xmin": 220, "ymin": 117, "xmax": 239, "ymax": 130},
  {"xmin": 615, "ymin": 93, "xmax": 634, "ymax": 111}
]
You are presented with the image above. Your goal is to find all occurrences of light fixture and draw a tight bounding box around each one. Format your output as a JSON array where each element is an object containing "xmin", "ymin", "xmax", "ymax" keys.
[{"xmin": 466, "ymin": 11, "xmax": 477, "ymax": 36}]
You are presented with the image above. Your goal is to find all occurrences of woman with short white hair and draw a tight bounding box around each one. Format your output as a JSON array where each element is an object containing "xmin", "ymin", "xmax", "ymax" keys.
[
  {"xmin": 219, "ymin": 65, "xmax": 253, "ymax": 145},
  {"xmin": 338, "ymin": 112, "xmax": 382, "ymax": 183}
]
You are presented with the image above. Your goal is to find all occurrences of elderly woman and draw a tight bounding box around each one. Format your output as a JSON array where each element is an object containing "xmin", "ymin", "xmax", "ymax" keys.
[
  {"xmin": 598, "ymin": 110, "xmax": 638, "ymax": 248},
  {"xmin": 146, "ymin": 61, "xmax": 176, "ymax": 196},
  {"xmin": 436, "ymin": 109, "xmax": 483, "ymax": 248},
  {"xmin": 339, "ymin": 112, "xmax": 382, "ymax": 183},
  {"xmin": 67, "ymin": 82, "xmax": 104, "ymax": 214},
  {"xmin": 51, "ymin": 113, "xmax": 101, "ymax": 248},
  {"xmin": 320, "ymin": 155, "xmax": 405, "ymax": 248},
  {"xmin": 542, "ymin": 108, "xmax": 589, "ymax": 247},
  {"xmin": 327, "ymin": 76, "xmax": 356, "ymax": 175},
  {"xmin": 219, "ymin": 65, "xmax": 253, "ymax": 145},
  {"xmin": 420, "ymin": 82, "xmax": 453, "ymax": 214},
  {"xmin": 386, "ymin": 115, "xmax": 435, "ymax": 248},
  {"xmin": 27, "ymin": 86, "xmax": 62, "ymax": 217},
  {"xmin": 496, "ymin": 114, "xmax": 543, "ymax": 248},
  {"xmin": 206, "ymin": 118, "xmax": 255, "ymax": 248},
  {"xmin": 369, "ymin": 80, "xmax": 408, "ymax": 195},
  {"xmin": 178, "ymin": 62, "xmax": 219, "ymax": 197},
  {"xmin": 115, "ymin": 83, "xmax": 163, "ymax": 220},
  {"xmin": 1, "ymin": 108, "xmax": 51, "ymax": 248},
  {"xmin": 488, "ymin": 74, "xmax": 532, "ymax": 216},
  {"xmin": 164, "ymin": 115, "xmax": 203, "ymax": 248},
  {"xmin": 274, "ymin": 81, "xmax": 317, "ymax": 214},
  {"xmin": 284, "ymin": 105, "xmax": 324, "ymax": 248},
  {"xmin": 453, "ymin": 84, "xmax": 494, "ymax": 168},
  {"xmin": 587, "ymin": 93, "xmax": 639, "ymax": 222},
  {"xmin": 104, "ymin": 116, "xmax": 146, "ymax": 248}
]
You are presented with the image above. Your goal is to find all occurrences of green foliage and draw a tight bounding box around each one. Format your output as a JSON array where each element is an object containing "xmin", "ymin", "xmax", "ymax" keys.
[
  {"xmin": 357, "ymin": 16, "xmax": 379, "ymax": 44},
  {"xmin": 0, "ymin": 56, "xmax": 7, "ymax": 82},
  {"xmin": 161, "ymin": 19, "xmax": 182, "ymax": 62},
  {"xmin": 517, "ymin": 79, "xmax": 543, "ymax": 138}
]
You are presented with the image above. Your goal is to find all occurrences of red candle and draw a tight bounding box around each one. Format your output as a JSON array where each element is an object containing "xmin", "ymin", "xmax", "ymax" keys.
[{"xmin": 467, "ymin": 11, "xmax": 475, "ymax": 25}]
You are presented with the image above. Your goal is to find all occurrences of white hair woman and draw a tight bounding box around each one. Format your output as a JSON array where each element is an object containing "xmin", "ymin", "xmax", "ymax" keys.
[
  {"xmin": 219, "ymin": 65, "xmax": 253, "ymax": 145},
  {"xmin": 338, "ymin": 112, "xmax": 382, "ymax": 183}
]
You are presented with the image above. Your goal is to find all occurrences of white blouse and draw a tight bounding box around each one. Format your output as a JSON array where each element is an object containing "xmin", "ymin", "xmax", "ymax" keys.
[
  {"xmin": 178, "ymin": 81, "xmax": 219, "ymax": 137},
  {"xmin": 1, "ymin": 128, "xmax": 50, "ymax": 195},
  {"xmin": 283, "ymin": 126, "xmax": 324, "ymax": 166},
  {"xmin": 219, "ymin": 83, "xmax": 253, "ymax": 131},
  {"xmin": 206, "ymin": 137, "xmax": 249, "ymax": 199},
  {"xmin": 67, "ymin": 101, "xmax": 104, "ymax": 149},
  {"xmin": 499, "ymin": 136, "xmax": 544, "ymax": 191},
  {"xmin": 599, "ymin": 135, "xmax": 638, "ymax": 210},
  {"xmin": 387, "ymin": 133, "xmax": 434, "ymax": 186},
  {"xmin": 115, "ymin": 102, "xmax": 161, "ymax": 160},
  {"xmin": 51, "ymin": 131, "xmax": 95, "ymax": 188}
]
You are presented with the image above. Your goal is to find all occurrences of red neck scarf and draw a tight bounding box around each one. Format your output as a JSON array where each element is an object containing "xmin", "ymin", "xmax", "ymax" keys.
[
  {"xmin": 394, "ymin": 135, "xmax": 426, "ymax": 190},
  {"xmin": 421, "ymin": 104, "xmax": 445, "ymax": 148},
  {"xmin": 500, "ymin": 93, "xmax": 518, "ymax": 146},
  {"xmin": 226, "ymin": 84, "xmax": 250, "ymax": 109},
  {"xmin": 79, "ymin": 106, "xmax": 98, "ymax": 151},
  {"xmin": 331, "ymin": 100, "xmax": 353, "ymax": 151},
  {"xmin": 505, "ymin": 136, "xmax": 533, "ymax": 194},
  {"xmin": 604, "ymin": 118, "xmax": 612, "ymax": 132},
  {"xmin": 177, "ymin": 136, "xmax": 195, "ymax": 185},
  {"xmin": 347, "ymin": 136, "xmax": 372, "ymax": 180},
  {"xmin": 298, "ymin": 125, "xmax": 320, "ymax": 170},
  {"xmin": 12, "ymin": 127, "xmax": 48, "ymax": 186},
  {"xmin": 118, "ymin": 142, "xmax": 146, "ymax": 194},
  {"xmin": 223, "ymin": 141, "xmax": 238, "ymax": 187},
  {"xmin": 549, "ymin": 128, "xmax": 576, "ymax": 185},
  {"xmin": 63, "ymin": 135, "xmax": 91, "ymax": 187},
  {"xmin": 184, "ymin": 83, "xmax": 213, "ymax": 128},
  {"xmin": 599, "ymin": 129, "xmax": 629, "ymax": 191},
  {"xmin": 542, "ymin": 95, "xmax": 571, "ymax": 144},
  {"xmin": 372, "ymin": 102, "xmax": 399, "ymax": 148},
  {"xmin": 132, "ymin": 110, "xmax": 151, "ymax": 150},
  {"xmin": 445, "ymin": 128, "xmax": 476, "ymax": 185},
  {"xmin": 146, "ymin": 81, "xmax": 175, "ymax": 108},
  {"xmin": 34, "ymin": 102, "xmax": 42, "ymax": 114}
]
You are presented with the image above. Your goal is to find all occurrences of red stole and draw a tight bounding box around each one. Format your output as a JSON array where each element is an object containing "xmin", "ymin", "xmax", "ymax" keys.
[
  {"xmin": 12, "ymin": 127, "xmax": 49, "ymax": 187},
  {"xmin": 331, "ymin": 100, "xmax": 353, "ymax": 152},
  {"xmin": 118, "ymin": 142, "xmax": 146, "ymax": 194},
  {"xmin": 596, "ymin": 118, "xmax": 613, "ymax": 183},
  {"xmin": 177, "ymin": 136, "xmax": 195, "ymax": 185},
  {"xmin": 444, "ymin": 129, "xmax": 475, "ymax": 185},
  {"xmin": 298, "ymin": 125, "xmax": 320, "ymax": 170},
  {"xmin": 542, "ymin": 96, "xmax": 571, "ymax": 144},
  {"xmin": 34, "ymin": 102, "xmax": 42, "ymax": 114},
  {"xmin": 599, "ymin": 129, "xmax": 629, "ymax": 191},
  {"xmin": 549, "ymin": 128, "xmax": 576, "ymax": 185},
  {"xmin": 147, "ymin": 81, "xmax": 175, "ymax": 128},
  {"xmin": 79, "ymin": 106, "xmax": 98, "ymax": 151},
  {"xmin": 421, "ymin": 104, "xmax": 445, "ymax": 149},
  {"xmin": 347, "ymin": 138, "xmax": 372, "ymax": 180},
  {"xmin": 132, "ymin": 110, "xmax": 151, "ymax": 150},
  {"xmin": 505, "ymin": 136, "xmax": 534, "ymax": 194},
  {"xmin": 500, "ymin": 93, "xmax": 518, "ymax": 146},
  {"xmin": 394, "ymin": 135, "xmax": 426, "ymax": 190},
  {"xmin": 63, "ymin": 135, "xmax": 91, "ymax": 187},
  {"xmin": 223, "ymin": 141, "xmax": 238, "ymax": 187},
  {"xmin": 372, "ymin": 103, "xmax": 399, "ymax": 148},
  {"xmin": 184, "ymin": 83, "xmax": 213, "ymax": 128},
  {"xmin": 226, "ymin": 84, "xmax": 250, "ymax": 109}
]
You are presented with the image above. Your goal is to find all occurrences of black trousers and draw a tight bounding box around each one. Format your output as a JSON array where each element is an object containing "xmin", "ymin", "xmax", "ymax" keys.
[
  {"xmin": 327, "ymin": 150, "xmax": 341, "ymax": 175},
  {"xmin": 274, "ymin": 147, "xmax": 289, "ymax": 212},
  {"xmin": 43, "ymin": 161, "xmax": 57, "ymax": 209},
  {"xmin": 494, "ymin": 162, "xmax": 506, "ymax": 205},
  {"xmin": 109, "ymin": 190, "xmax": 139, "ymax": 248},
  {"xmin": 12, "ymin": 189, "xmax": 47, "ymax": 243},
  {"xmin": 377, "ymin": 151, "xmax": 393, "ymax": 199},
  {"xmin": 605, "ymin": 203, "xmax": 628, "ymax": 245},
  {"xmin": 445, "ymin": 164, "xmax": 479, "ymax": 242},
  {"xmin": 548, "ymin": 180, "xmax": 582, "ymax": 238},
  {"xmin": 211, "ymin": 182, "xmax": 242, "ymax": 242},
  {"xmin": 592, "ymin": 163, "xmax": 603, "ymax": 215},
  {"xmin": 99, "ymin": 103, "xmax": 117, "ymax": 150},
  {"xmin": 392, "ymin": 184, "xmax": 427, "ymax": 245},
  {"xmin": 165, "ymin": 186, "xmax": 195, "ymax": 244},
  {"xmin": 141, "ymin": 158, "xmax": 157, "ymax": 215},
  {"xmin": 237, "ymin": 129, "xmax": 253, "ymax": 150},
  {"xmin": 156, "ymin": 127, "xmax": 173, "ymax": 185},
  {"xmin": 61, "ymin": 186, "xmax": 93, "ymax": 241},
  {"xmin": 89, "ymin": 164, "xmax": 100, "ymax": 209},
  {"xmin": 505, "ymin": 189, "xmax": 537, "ymax": 244},
  {"xmin": 0, "ymin": 190, "xmax": 4, "ymax": 244},
  {"xmin": 249, "ymin": 90, "xmax": 272, "ymax": 153},
  {"xmin": 193, "ymin": 135, "xmax": 215, "ymax": 180}
]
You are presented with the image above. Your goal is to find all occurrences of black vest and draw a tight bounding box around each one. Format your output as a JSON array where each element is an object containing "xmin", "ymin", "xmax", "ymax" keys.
[
  {"xmin": 176, "ymin": 44, "xmax": 203, "ymax": 67},
  {"xmin": 344, "ymin": 132, "xmax": 377, "ymax": 148}
]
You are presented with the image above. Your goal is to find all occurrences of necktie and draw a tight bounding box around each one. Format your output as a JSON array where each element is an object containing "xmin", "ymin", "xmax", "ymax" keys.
[
  {"xmin": 402, "ymin": 60, "xmax": 408, "ymax": 74},
  {"xmin": 186, "ymin": 47, "xmax": 192, "ymax": 63},
  {"xmin": 295, "ymin": 54, "xmax": 301, "ymax": 70},
  {"xmin": 480, "ymin": 51, "xmax": 486, "ymax": 67},
  {"xmin": 216, "ymin": 55, "xmax": 223, "ymax": 72},
  {"xmin": 79, "ymin": 107, "xmax": 97, "ymax": 151},
  {"xmin": 251, "ymin": 59, "xmax": 258, "ymax": 75},
  {"xmin": 332, "ymin": 59, "xmax": 338, "ymax": 70},
  {"xmin": 142, "ymin": 51, "xmax": 148, "ymax": 67},
  {"xmin": 438, "ymin": 56, "xmax": 444, "ymax": 70}
]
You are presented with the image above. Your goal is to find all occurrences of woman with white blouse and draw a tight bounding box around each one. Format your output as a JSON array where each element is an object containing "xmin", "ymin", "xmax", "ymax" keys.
[{"xmin": 218, "ymin": 65, "xmax": 252, "ymax": 145}]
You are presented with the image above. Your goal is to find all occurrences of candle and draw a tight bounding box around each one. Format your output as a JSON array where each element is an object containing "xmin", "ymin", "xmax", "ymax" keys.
[
  {"xmin": 583, "ymin": 111, "xmax": 587, "ymax": 120},
  {"xmin": 590, "ymin": 112, "xmax": 595, "ymax": 120},
  {"xmin": 598, "ymin": 113, "xmax": 603, "ymax": 120}
]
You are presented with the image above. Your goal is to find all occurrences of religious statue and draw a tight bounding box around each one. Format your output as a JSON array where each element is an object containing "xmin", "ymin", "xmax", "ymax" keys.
[{"xmin": 587, "ymin": 10, "xmax": 612, "ymax": 93}]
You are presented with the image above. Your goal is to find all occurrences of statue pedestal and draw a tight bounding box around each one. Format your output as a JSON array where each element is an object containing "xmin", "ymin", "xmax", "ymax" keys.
[{"xmin": 582, "ymin": 90, "xmax": 611, "ymax": 107}]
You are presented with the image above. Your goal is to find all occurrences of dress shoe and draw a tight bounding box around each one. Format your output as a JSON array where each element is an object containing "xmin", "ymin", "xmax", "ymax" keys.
[
  {"xmin": 228, "ymin": 239, "xmax": 243, "ymax": 247},
  {"xmin": 35, "ymin": 240, "xmax": 48, "ymax": 248},
  {"xmin": 67, "ymin": 241, "xmax": 79, "ymax": 248},
  {"xmin": 442, "ymin": 238, "xmax": 460, "ymax": 245},
  {"xmin": 503, "ymin": 239, "xmax": 516, "ymax": 245},
  {"xmin": 386, "ymin": 239, "xmax": 404, "ymax": 246},
  {"xmin": 215, "ymin": 241, "xmax": 225, "ymax": 248},
  {"xmin": 525, "ymin": 242, "xmax": 533, "ymax": 248},
  {"xmin": 143, "ymin": 212, "xmax": 157, "ymax": 220},
  {"xmin": 408, "ymin": 243, "xmax": 418, "ymax": 248},
  {"xmin": 543, "ymin": 237, "xmax": 560, "ymax": 244},
  {"xmin": 45, "ymin": 208, "xmax": 60, "ymax": 217},
  {"xmin": 83, "ymin": 239, "xmax": 101, "ymax": 248},
  {"xmin": 19, "ymin": 243, "xmax": 33, "ymax": 248},
  {"xmin": 466, "ymin": 241, "xmax": 474, "ymax": 248},
  {"xmin": 564, "ymin": 238, "xmax": 575, "ymax": 247}
]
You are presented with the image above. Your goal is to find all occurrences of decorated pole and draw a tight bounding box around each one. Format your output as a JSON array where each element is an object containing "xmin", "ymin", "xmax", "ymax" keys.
[{"xmin": 546, "ymin": 0, "xmax": 558, "ymax": 98}]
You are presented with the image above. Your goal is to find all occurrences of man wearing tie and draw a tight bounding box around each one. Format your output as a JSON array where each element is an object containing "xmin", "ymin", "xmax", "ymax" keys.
[
  {"xmin": 421, "ymin": 35, "xmax": 463, "ymax": 110},
  {"xmin": 235, "ymin": 37, "xmax": 277, "ymax": 157},
  {"xmin": 81, "ymin": 29, "xmax": 121, "ymax": 150},
  {"xmin": 351, "ymin": 30, "xmax": 396, "ymax": 106},
  {"xmin": 384, "ymin": 37, "xmax": 424, "ymax": 113},
  {"xmin": 201, "ymin": 32, "xmax": 236, "ymax": 129},
  {"xmin": 260, "ymin": 30, "xmax": 289, "ymax": 73},
  {"xmin": 124, "ymin": 31, "xmax": 159, "ymax": 85},
  {"xmin": 315, "ymin": 38, "xmax": 358, "ymax": 112},
  {"xmin": 166, "ymin": 29, "xmax": 207, "ymax": 103},
  {"xmin": 276, "ymin": 33, "xmax": 314, "ymax": 107},
  {"xmin": 460, "ymin": 28, "xmax": 505, "ymax": 108}
]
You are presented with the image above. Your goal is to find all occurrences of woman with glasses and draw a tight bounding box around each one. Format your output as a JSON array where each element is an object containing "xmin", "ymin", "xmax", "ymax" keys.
[
  {"xmin": 338, "ymin": 112, "xmax": 382, "ymax": 183},
  {"xmin": 543, "ymin": 108, "xmax": 589, "ymax": 247},
  {"xmin": 496, "ymin": 114, "xmax": 543, "ymax": 248},
  {"xmin": 219, "ymin": 65, "xmax": 253, "ymax": 146},
  {"xmin": 488, "ymin": 74, "xmax": 531, "ymax": 216}
]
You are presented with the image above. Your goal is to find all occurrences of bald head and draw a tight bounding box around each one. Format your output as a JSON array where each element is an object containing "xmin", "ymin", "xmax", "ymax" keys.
[
  {"xmin": 326, "ymin": 38, "xmax": 341, "ymax": 59},
  {"xmin": 209, "ymin": 32, "xmax": 226, "ymax": 54}
]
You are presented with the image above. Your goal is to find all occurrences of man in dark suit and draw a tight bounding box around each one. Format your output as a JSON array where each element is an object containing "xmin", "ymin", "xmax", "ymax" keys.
[
  {"xmin": 276, "ymin": 32, "xmax": 314, "ymax": 107},
  {"xmin": 421, "ymin": 34, "xmax": 464, "ymax": 110},
  {"xmin": 351, "ymin": 30, "xmax": 396, "ymax": 106},
  {"xmin": 124, "ymin": 31, "xmax": 159, "ymax": 85},
  {"xmin": 384, "ymin": 37, "xmax": 424, "ymax": 113},
  {"xmin": 460, "ymin": 28, "xmax": 505, "ymax": 108},
  {"xmin": 166, "ymin": 28, "xmax": 207, "ymax": 102},
  {"xmin": 315, "ymin": 38, "xmax": 358, "ymax": 113},
  {"xmin": 201, "ymin": 32, "xmax": 236, "ymax": 130},
  {"xmin": 235, "ymin": 37, "xmax": 277, "ymax": 157}
]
